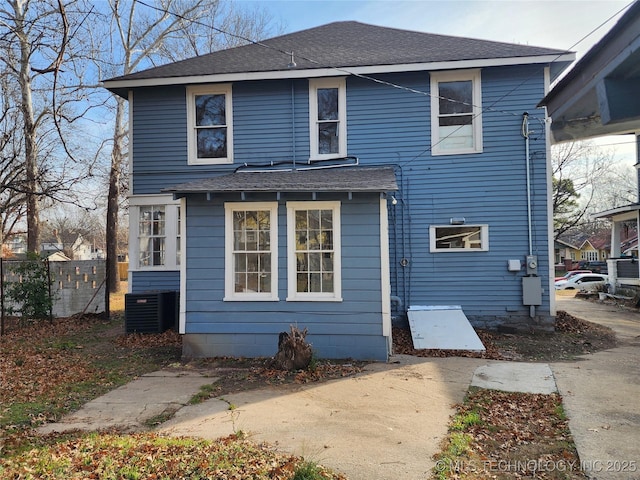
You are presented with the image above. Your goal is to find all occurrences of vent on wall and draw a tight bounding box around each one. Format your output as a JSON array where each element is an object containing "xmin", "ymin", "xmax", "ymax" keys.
[{"xmin": 124, "ymin": 291, "xmax": 178, "ymax": 334}]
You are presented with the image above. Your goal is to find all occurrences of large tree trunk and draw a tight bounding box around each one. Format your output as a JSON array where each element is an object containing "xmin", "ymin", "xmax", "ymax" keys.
[
  {"xmin": 15, "ymin": 0, "xmax": 39, "ymax": 253},
  {"xmin": 106, "ymin": 97, "xmax": 126, "ymax": 294}
]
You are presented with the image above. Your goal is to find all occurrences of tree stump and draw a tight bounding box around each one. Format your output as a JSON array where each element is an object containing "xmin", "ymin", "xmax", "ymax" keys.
[{"xmin": 272, "ymin": 325, "xmax": 313, "ymax": 370}]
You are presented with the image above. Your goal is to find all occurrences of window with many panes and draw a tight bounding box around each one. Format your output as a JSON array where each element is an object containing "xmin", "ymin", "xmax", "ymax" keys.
[
  {"xmin": 224, "ymin": 203, "xmax": 278, "ymax": 301},
  {"xmin": 187, "ymin": 84, "xmax": 233, "ymax": 164},
  {"xmin": 287, "ymin": 201, "xmax": 341, "ymax": 301},
  {"xmin": 309, "ymin": 78, "xmax": 346, "ymax": 160},
  {"xmin": 139, "ymin": 205, "xmax": 166, "ymax": 267},
  {"xmin": 430, "ymin": 70, "xmax": 482, "ymax": 155},
  {"xmin": 130, "ymin": 196, "xmax": 181, "ymax": 271},
  {"xmin": 429, "ymin": 225, "xmax": 489, "ymax": 252}
]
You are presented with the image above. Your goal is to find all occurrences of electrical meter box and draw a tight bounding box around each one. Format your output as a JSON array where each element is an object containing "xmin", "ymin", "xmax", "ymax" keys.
[
  {"xmin": 522, "ymin": 276, "xmax": 542, "ymax": 306},
  {"xmin": 526, "ymin": 255, "xmax": 538, "ymax": 275}
]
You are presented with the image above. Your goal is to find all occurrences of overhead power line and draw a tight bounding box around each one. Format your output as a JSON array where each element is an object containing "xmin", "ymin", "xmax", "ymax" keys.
[{"xmin": 131, "ymin": 0, "xmax": 635, "ymax": 163}]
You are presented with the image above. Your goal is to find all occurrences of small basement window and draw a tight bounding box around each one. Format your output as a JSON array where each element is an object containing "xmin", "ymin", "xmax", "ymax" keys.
[{"xmin": 429, "ymin": 225, "xmax": 488, "ymax": 252}]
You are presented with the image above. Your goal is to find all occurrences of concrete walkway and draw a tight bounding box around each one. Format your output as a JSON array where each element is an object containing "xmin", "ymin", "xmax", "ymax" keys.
[
  {"xmin": 552, "ymin": 296, "xmax": 640, "ymax": 480},
  {"xmin": 38, "ymin": 371, "xmax": 214, "ymax": 434},
  {"xmin": 36, "ymin": 296, "xmax": 640, "ymax": 480}
]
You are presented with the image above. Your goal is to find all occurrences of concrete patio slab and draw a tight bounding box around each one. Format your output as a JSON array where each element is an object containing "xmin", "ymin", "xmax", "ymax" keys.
[
  {"xmin": 159, "ymin": 356, "xmax": 483, "ymax": 480},
  {"xmin": 472, "ymin": 362, "xmax": 557, "ymax": 394}
]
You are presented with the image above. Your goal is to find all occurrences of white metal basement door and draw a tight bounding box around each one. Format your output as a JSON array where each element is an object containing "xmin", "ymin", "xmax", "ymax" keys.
[{"xmin": 407, "ymin": 305, "xmax": 485, "ymax": 351}]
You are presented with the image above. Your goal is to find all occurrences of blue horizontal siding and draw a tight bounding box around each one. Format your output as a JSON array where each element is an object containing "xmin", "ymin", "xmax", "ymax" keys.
[
  {"xmin": 180, "ymin": 193, "xmax": 387, "ymax": 359},
  {"xmin": 130, "ymin": 271, "xmax": 180, "ymax": 293},
  {"xmin": 131, "ymin": 62, "xmax": 555, "ymax": 344}
]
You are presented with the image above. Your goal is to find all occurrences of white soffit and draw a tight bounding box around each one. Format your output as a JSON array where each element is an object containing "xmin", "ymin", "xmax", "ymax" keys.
[{"xmin": 407, "ymin": 305, "xmax": 485, "ymax": 351}]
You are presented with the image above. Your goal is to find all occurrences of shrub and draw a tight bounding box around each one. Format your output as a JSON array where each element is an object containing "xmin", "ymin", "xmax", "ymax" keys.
[{"xmin": 3, "ymin": 253, "xmax": 54, "ymax": 321}]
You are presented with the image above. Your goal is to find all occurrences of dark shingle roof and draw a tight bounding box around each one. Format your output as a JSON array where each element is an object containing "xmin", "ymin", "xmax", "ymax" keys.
[
  {"xmin": 106, "ymin": 21, "xmax": 570, "ymax": 83},
  {"xmin": 163, "ymin": 166, "xmax": 398, "ymax": 194}
]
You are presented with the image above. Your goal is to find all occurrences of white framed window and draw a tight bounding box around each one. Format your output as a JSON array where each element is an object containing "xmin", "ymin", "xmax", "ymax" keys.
[
  {"xmin": 430, "ymin": 69, "xmax": 483, "ymax": 155},
  {"xmin": 429, "ymin": 224, "xmax": 489, "ymax": 252},
  {"xmin": 186, "ymin": 84, "xmax": 233, "ymax": 165},
  {"xmin": 287, "ymin": 201, "xmax": 342, "ymax": 301},
  {"xmin": 224, "ymin": 202, "xmax": 278, "ymax": 301},
  {"xmin": 309, "ymin": 77, "xmax": 347, "ymax": 160},
  {"xmin": 129, "ymin": 195, "xmax": 181, "ymax": 270}
]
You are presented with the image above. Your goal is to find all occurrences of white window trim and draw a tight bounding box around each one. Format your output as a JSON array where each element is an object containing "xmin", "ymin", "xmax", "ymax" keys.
[
  {"xmin": 430, "ymin": 69, "xmax": 483, "ymax": 156},
  {"xmin": 186, "ymin": 83, "xmax": 233, "ymax": 165},
  {"xmin": 286, "ymin": 201, "xmax": 342, "ymax": 302},
  {"xmin": 429, "ymin": 224, "xmax": 489, "ymax": 252},
  {"xmin": 309, "ymin": 77, "xmax": 347, "ymax": 161},
  {"xmin": 224, "ymin": 202, "xmax": 279, "ymax": 302},
  {"xmin": 129, "ymin": 194, "xmax": 181, "ymax": 271}
]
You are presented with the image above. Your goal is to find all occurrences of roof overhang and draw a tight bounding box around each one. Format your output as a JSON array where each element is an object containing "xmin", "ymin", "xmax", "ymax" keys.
[
  {"xmin": 162, "ymin": 166, "xmax": 398, "ymax": 199},
  {"xmin": 592, "ymin": 203, "xmax": 640, "ymax": 220},
  {"xmin": 104, "ymin": 54, "xmax": 575, "ymax": 98},
  {"xmin": 539, "ymin": 2, "xmax": 640, "ymax": 143}
]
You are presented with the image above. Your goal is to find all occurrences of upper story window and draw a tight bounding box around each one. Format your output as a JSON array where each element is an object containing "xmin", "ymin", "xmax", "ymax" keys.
[
  {"xmin": 430, "ymin": 70, "xmax": 482, "ymax": 155},
  {"xmin": 429, "ymin": 225, "xmax": 489, "ymax": 252},
  {"xmin": 287, "ymin": 201, "xmax": 342, "ymax": 301},
  {"xmin": 130, "ymin": 195, "xmax": 182, "ymax": 271},
  {"xmin": 187, "ymin": 84, "xmax": 233, "ymax": 165},
  {"xmin": 309, "ymin": 78, "xmax": 346, "ymax": 160},
  {"xmin": 224, "ymin": 203, "xmax": 278, "ymax": 301}
]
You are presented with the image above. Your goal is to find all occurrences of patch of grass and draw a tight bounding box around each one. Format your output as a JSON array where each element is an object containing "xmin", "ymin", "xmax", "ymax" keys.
[
  {"xmin": 188, "ymin": 383, "xmax": 218, "ymax": 405},
  {"xmin": 432, "ymin": 388, "xmax": 584, "ymax": 479},
  {"xmin": 450, "ymin": 410, "xmax": 482, "ymax": 431},
  {"xmin": 1, "ymin": 313, "xmax": 181, "ymax": 455},
  {"xmin": 293, "ymin": 460, "xmax": 336, "ymax": 480},
  {"xmin": 0, "ymin": 433, "xmax": 346, "ymax": 479}
]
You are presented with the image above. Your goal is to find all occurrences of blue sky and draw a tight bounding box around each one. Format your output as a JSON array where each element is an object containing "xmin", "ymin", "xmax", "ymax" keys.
[
  {"xmin": 243, "ymin": 0, "xmax": 632, "ymax": 59},
  {"xmin": 240, "ymin": 0, "xmax": 636, "ymax": 160}
]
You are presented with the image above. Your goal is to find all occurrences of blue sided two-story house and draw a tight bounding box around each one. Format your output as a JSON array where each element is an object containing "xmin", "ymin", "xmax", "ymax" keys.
[{"xmin": 104, "ymin": 22, "xmax": 575, "ymax": 361}]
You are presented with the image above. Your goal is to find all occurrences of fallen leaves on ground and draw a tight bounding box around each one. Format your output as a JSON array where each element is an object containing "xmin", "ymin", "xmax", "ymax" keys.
[
  {"xmin": 0, "ymin": 433, "xmax": 346, "ymax": 480},
  {"xmin": 114, "ymin": 328, "xmax": 182, "ymax": 348},
  {"xmin": 0, "ymin": 313, "xmax": 182, "ymax": 451},
  {"xmin": 0, "ymin": 317, "xmax": 102, "ymax": 406},
  {"xmin": 393, "ymin": 310, "xmax": 617, "ymax": 362},
  {"xmin": 435, "ymin": 389, "xmax": 586, "ymax": 479},
  {"xmin": 184, "ymin": 357, "xmax": 366, "ymax": 398},
  {"xmin": 392, "ymin": 326, "xmax": 503, "ymax": 359}
]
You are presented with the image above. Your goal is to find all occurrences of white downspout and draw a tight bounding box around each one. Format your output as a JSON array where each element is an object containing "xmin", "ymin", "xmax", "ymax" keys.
[
  {"xmin": 522, "ymin": 112, "xmax": 535, "ymax": 318},
  {"xmin": 522, "ymin": 112, "xmax": 533, "ymax": 257}
]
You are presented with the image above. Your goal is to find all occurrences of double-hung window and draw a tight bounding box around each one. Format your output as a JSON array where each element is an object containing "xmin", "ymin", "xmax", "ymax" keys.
[
  {"xmin": 430, "ymin": 70, "xmax": 482, "ymax": 155},
  {"xmin": 130, "ymin": 195, "xmax": 182, "ymax": 271},
  {"xmin": 309, "ymin": 78, "xmax": 346, "ymax": 160},
  {"xmin": 187, "ymin": 84, "xmax": 233, "ymax": 164},
  {"xmin": 224, "ymin": 203, "xmax": 278, "ymax": 301},
  {"xmin": 287, "ymin": 201, "xmax": 342, "ymax": 301}
]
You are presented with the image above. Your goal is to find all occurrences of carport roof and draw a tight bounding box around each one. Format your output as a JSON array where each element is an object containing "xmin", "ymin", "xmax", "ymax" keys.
[{"xmin": 163, "ymin": 166, "xmax": 398, "ymax": 196}]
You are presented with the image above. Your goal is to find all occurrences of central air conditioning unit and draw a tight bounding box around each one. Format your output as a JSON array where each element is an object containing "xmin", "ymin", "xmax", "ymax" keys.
[{"xmin": 124, "ymin": 290, "xmax": 178, "ymax": 334}]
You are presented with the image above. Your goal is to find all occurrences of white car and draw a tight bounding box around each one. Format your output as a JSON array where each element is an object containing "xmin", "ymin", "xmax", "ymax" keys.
[{"xmin": 554, "ymin": 273, "xmax": 608, "ymax": 291}]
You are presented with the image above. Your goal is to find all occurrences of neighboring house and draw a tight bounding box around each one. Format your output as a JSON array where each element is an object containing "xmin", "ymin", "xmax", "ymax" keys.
[
  {"xmin": 41, "ymin": 232, "xmax": 94, "ymax": 260},
  {"xmin": 540, "ymin": 1, "xmax": 640, "ymax": 291},
  {"xmin": 104, "ymin": 21, "xmax": 574, "ymax": 360},
  {"xmin": 2, "ymin": 235, "xmax": 27, "ymax": 256},
  {"xmin": 554, "ymin": 238, "xmax": 579, "ymax": 265}
]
